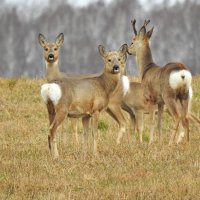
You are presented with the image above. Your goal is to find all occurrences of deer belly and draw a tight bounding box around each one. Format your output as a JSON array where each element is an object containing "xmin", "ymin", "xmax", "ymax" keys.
[{"xmin": 68, "ymin": 102, "xmax": 93, "ymax": 117}]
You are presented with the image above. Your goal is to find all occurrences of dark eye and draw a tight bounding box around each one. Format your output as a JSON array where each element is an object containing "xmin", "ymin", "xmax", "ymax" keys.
[
  {"xmin": 118, "ymin": 58, "xmax": 121, "ymax": 61},
  {"xmin": 108, "ymin": 59, "xmax": 111, "ymax": 62},
  {"xmin": 45, "ymin": 48, "xmax": 48, "ymax": 51},
  {"xmin": 131, "ymin": 42, "xmax": 133, "ymax": 45},
  {"xmin": 54, "ymin": 48, "xmax": 57, "ymax": 51}
]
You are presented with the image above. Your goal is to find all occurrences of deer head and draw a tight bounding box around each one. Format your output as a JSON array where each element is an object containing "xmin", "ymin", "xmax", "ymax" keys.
[
  {"xmin": 128, "ymin": 19, "xmax": 154, "ymax": 55},
  {"xmin": 98, "ymin": 44, "xmax": 128, "ymax": 75},
  {"xmin": 38, "ymin": 33, "xmax": 64, "ymax": 63}
]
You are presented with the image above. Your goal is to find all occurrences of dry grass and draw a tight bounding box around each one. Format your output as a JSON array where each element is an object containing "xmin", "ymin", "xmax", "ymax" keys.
[{"xmin": 0, "ymin": 77, "xmax": 200, "ymax": 200}]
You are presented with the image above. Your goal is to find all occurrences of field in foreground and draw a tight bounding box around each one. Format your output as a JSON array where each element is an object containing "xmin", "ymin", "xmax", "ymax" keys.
[{"xmin": 0, "ymin": 77, "xmax": 200, "ymax": 200}]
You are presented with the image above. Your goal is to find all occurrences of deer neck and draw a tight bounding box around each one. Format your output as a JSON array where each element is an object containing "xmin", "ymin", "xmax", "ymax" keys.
[
  {"xmin": 45, "ymin": 60, "xmax": 61, "ymax": 82},
  {"xmin": 136, "ymin": 43, "xmax": 154, "ymax": 80},
  {"xmin": 100, "ymin": 71, "xmax": 121, "ymax": 96}
]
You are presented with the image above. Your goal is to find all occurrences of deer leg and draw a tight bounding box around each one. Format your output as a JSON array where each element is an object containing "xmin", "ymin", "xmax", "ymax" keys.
[
  {"xmin": 180, "ymin": 99, "xmax": 190, "ymax": 142},
  {"xmin": 157, "ymin": 103, "xmax": 164, "ymax": 142},
  {"xmin": 70, "ymin": 118, "xmax": 79, "ymax": 145},
  {"xmin": 47, "ymin": 100, "xmax": 55, "ymax": 125},
  {"xmin": 92, "ymin": 111, "xmax": 100, "ymax": 156},
  {"xmin": 48, "ymin": 108, "xmax": 67, "ymax": 158},
  {"xmin": 82, "ymin": 116, "xmax": 90, "ymax": 159},
  {"xmin": 164, "ymin": 96, "xmax": 180, "ymax": 145},
  {"xmin": 129, "ymin": 113, "xmax": 136, "ymax": 142},
  {"xmin": 149, "ymin": 106, "xmax": 156, "ymax": 144},
  {"xmin": 107, "ymin": 106, "xmax": 126, "ymax": 144},
  {"xmin": 109, "ymin": 106, "xmax": 126, "ymax": 144},
  {"xmin": 176, "ymin": 123, "xmax": 184, "ymax": 144},
  {"xmin": 135, "ymin": 110, "xmax": 144, "ymax": 143}
]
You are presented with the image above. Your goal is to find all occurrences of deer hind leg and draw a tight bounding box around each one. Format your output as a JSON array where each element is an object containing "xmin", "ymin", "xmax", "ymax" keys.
[
  {"xmin": 164, "ymin": 96, "xmax": 180, "ymax": 145},
  {"xmin": 157, "ymin": 103, "xmax": 164, "ymax": 142},
  {"xmin": 47, "ymin": 100, "xmax": 55, "ymax": 125},
  {"xmin": 135, "ymin": 110, "xmax": 144, "ymax": 143},
  {"xmin": 180, "ymin": 99, "xmax": 190, "ymax": 142},
  {"xmin": 82, "ymin": 116, "xmax": 90, "ymax": 159},
  {"xmin": 147, "ymin": 103, "xmax": 157, "ymax": 144},
  {"xmin": 129, "ymin": 113, "xmax": 136, "ymax": 142},
  {"xmin": 107, "ymin": 106, "xmax": 126, "ymax": 144},
  {"xmin": 48, "ymin": 107, "xmax": 67, "ymax": 158}
]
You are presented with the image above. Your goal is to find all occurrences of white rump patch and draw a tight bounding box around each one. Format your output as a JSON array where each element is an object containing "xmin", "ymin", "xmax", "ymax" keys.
[
  {"xmin": 169, "ymin": 70, "xmax": 192, "ymax": 90},
  {"xmin": 41, "ymin": 83, "xmax": 62, "ymax": 106},
  {"xmin": 121, "ymin": 75, "xmax": 130, "ymax": 96}
]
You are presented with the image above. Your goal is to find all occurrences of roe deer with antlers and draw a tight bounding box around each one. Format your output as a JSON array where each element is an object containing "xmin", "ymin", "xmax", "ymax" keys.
[
  {"xmin": 40, "ymin": 44, "xmax": 128, "ymax": 158},
  {"xmin": 128, "ymin": 19, "xmax": 192, "ymax": 144}
]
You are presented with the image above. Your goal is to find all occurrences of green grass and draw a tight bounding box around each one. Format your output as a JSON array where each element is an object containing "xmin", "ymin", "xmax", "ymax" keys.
[{"xmin": 0, "ymin": 77, "xmax": 200, "ymax": 199}]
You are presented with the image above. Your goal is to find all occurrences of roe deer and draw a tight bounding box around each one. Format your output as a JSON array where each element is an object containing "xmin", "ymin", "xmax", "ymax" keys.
[
  {"xmin": 39, "ymin": 33, "xmax": 132, "ymax": 145},
  {"xmin": 40, "ymin": 44, "xmax": 128, "ymax": 158},
  {"xmin": 38, "ymin": 33, "xmax": 82, "ymax": 144},
  {"xmin": 128, "ymin": 19, "xmax": 193, "ymax": 144}
]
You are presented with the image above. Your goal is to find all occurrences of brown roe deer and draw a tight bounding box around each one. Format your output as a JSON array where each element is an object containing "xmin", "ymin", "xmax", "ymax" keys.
[
  {"xmin": 41, "ymin": 44, "xmax": 129, "ymax": 158},
  {"xmin": 128, "ymin": 19, "xmax": 192, "ymax": 144}
]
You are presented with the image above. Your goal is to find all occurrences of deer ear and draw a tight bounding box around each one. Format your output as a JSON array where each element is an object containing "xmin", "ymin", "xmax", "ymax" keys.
[
  {"xmin": 139, "ymin": 26, "xmax": 146, "ymax": 37},
  {"xmin": 118, "ymin": 44, "xmax": 128, "ymax": 55},
  {"xmin": 146, "ymin": 27, "xmax": 154, "ymax": 39},
  {"xmin": 38, "ymin": 33, "xmax": 47, "ymax": 48},
  {"xmin": 98, "ymin": 45, "xmax": 107, "ymax": 57},
  {"xmin": 55, "ymin": 33, "xmax": 64, "ymax": 46}
]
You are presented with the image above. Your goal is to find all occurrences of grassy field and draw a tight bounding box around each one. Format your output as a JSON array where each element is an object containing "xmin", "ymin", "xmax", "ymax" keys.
[{"xmin": 0, "ymin": 77, "xmax": 200, "ymax": 200}]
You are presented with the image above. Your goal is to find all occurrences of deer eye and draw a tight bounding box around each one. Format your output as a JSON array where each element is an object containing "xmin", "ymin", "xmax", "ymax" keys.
[
  {"xmin": 131, "ymin": 42, "xmax": 133, "ymax": 45},
  {"xmin": 118, "ymin": 58, "xmax": 121, "ymax": 61},
  {"xmin": 108, "ymin": 59, "xmax": 111, "ymax": 62},
  {"xmin": 45, "ymin": 48, "xmax": 48, "ymax": 51},
  {"xmin": 54, "ymin": 48, "xmax": 57, "ymax": 51}
]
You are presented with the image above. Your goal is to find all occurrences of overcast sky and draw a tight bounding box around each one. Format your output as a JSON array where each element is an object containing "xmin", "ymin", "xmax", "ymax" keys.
[{"xmin": 5, "ymin": 0, "xmax": 185, "ymax": 7}]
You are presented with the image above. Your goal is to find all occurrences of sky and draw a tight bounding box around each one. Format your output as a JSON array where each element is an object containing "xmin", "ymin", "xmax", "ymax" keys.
[{"xmin": 5, "ymin": 0, "xmax": 185, "ymax": 8}]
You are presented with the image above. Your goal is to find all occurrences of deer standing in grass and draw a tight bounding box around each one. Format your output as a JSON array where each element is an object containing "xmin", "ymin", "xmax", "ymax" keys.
[
  {"xmin": 38, "ymin": 33, "xmax": 131, "ymax": 145},
  {"xmin": 41, "ymin": 43, "xmax": 128, "ymax": 158},
  {"xmin": 128, "ymin": 19, "xmax": 192, "ymax": 144},
  {"xmin": 38, "ymin": 33, "xmax": 101, "ymax": 145}
]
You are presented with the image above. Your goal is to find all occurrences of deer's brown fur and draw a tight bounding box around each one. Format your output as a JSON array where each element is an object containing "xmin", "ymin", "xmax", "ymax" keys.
[
  {"xmin": 39, "ymin": 33, "xmax": 134, "ymax": 145},
  {"xmin": 41, "ymin": 44, "xmax": 128, "ymax": 158},
  {"xmin": 128, "ymin": 19, "xmax": 192, "ymax": 144}
]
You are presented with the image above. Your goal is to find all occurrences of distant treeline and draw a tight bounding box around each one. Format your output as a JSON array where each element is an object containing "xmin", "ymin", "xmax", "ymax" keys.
[{"xmin": 0, "ymin": 0, "xmax": 199, "ymax": 77}]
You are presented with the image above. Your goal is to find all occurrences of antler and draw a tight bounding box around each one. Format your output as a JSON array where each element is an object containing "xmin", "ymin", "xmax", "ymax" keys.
[
  {"xmin": 131, "ymin": 19, "xmax": 137, "ymax": 35},
  {"xmin": 144, "ymin": 19, "xmax": 150, "ymax": 27}
]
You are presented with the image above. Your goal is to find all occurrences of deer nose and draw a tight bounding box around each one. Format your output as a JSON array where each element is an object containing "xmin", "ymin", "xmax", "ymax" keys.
[
  {"xmin": 48, "ymin": 54, "xmax": 54, "ymax": 59},
  {"xmin": 113, "ymin": 65, "xmax": 119, "ymax": 72}
]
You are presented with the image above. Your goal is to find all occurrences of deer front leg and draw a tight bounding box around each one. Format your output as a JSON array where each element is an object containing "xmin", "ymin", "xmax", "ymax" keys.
[
  {"xmin": 70, "ymin": 118, "xmax": 79, "ymax": 146},
  {"xmin": 92, "ymin": 111, "xmax": 100, "ymax": 157}
]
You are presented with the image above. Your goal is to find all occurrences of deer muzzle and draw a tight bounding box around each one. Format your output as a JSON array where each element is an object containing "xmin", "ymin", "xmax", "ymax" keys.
[
  {"xmin": 48, "ymin": 54, "xmax": 54, "ymax": 61},
  {"xmin": 112, "ymin": 65, "xmax": 120, "ymax": 74}
]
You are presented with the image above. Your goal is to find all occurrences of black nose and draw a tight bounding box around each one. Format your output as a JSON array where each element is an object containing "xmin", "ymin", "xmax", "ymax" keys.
[
  {"xmin": 181, "ymin": 75, "xmax": 185, "ymax": 80},
  {"xmin": 113, "ymin": 65, "xmax": 119, "ymax": 71},
  {"xmin": 48, "ymin": 54, "xmax": 54, "ymax": 59}
]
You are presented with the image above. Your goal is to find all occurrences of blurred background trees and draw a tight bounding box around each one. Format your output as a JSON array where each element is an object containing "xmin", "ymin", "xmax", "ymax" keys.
[{"xmin": 0, "ymin": 0, "xmax": 199, "ymax": 77}]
